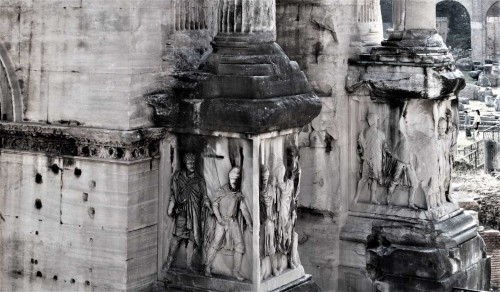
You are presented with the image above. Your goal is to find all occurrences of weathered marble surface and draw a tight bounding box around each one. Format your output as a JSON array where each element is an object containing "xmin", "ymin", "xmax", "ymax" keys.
[
  {"xmin": 0, "ymin": 0, "xmax": 182, "ymax": 129},
  {"xmin": 0, "ymin": 150, "xmax": 160, "ymax": 291},
  {"xmin": 158, "ymin": 130, "xmax": 308, "ymax": 291}
]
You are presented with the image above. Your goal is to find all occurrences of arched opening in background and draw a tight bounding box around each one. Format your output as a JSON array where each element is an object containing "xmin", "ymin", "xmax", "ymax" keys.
[
  {"xmin": 436, "ymin": 0, "xmax": 471, "ymax": 59},
  {"xmin": 487, "ymin": 1, "xmax": 500, "ymax": 62},
  {"xmin": 0, "ymin": 43, "xmax": 23, "ymax": 122},
  {"xmin": 0, "ymin": 57, "xmax": 13, "ymax": 121}
]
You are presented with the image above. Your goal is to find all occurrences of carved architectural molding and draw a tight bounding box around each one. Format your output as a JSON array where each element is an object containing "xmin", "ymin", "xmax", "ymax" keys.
[{"xmin": 0, "ymin": 123, "xmax": 167, "ymax": 161}]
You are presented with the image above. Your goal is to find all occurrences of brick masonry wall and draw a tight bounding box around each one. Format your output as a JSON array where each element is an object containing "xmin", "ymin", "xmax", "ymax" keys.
[{"xmin": 481, "ymin": 230, "xmax": 500, "ymax": 287}]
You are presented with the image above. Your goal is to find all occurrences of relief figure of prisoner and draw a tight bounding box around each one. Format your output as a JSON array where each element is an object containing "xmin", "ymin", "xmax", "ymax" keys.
[
  {"xmin": 204, "ymin": 167, "xmax": 253, "ymax": 281},
  {"xmin": 444, "ymin": 109, "xmax": 457, "ymax": 203},
  {"xmin": 163, "ymin": 153, "xmax": 211, "ymax": 272},
  {"xmin": 260, "ymin": 164, "xmax": 279, "ymax": 278},
  {"xmin": 387, "ymin": 117, "xmax": 419, "ymax": 209},
  {"xmin": 354, "ymin": 113, "xmax": 388, "ymax": 205},
  {"xmin": 276, "ymin": 145, "xmax": 301, "ymax": 271},
  {"xmin": 437, "ymin": 117, "xmax": 450, "ymax": 206}
]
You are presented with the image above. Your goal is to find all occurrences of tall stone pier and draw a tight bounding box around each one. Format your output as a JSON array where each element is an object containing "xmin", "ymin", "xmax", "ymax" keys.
[
  {"xmin": 341, "ymin": 0, "xmax": 491, "ymax": 291},
  {"xmin": 149, "ymin": 0, "xmax": 322, "ymax": 291}
]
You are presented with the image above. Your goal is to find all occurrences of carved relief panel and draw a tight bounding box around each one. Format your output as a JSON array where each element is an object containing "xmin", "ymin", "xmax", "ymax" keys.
[
  {"xmin": 259, "ymin": 135, "xmax": 302, "ymax": 281},
  {"xmin": 349, "ymin": 98, "xmax": 458, "ymax": 216},
  {"xmin": 158, "ymin": 130, "xmax": 307, "ymax": 291},
  {"xmin": 159, "ymin": 134, "xmax": 254, "ymax": 283}
]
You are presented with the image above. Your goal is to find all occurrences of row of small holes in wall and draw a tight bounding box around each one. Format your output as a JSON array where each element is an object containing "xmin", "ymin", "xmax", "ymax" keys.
[
  {"xmin": 34, "ymin": 167, "xmax": 96, "ymax": 219},
  {"xmin": 35, "ymin": 271, "xmax": 91, "ymax": 286},
  {"xmin": 31, "ymin": 166, "xmax": 94, "ymax": 287},
  {"xmin": 35, "ymin": 166, "xmax": 83, "ymax": 184}
]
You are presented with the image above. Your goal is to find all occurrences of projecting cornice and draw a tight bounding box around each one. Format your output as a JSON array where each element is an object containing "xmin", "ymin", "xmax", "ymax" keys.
[{"xmin": 0, "ymin": 123, "xmax": 167, "ymax": 161}]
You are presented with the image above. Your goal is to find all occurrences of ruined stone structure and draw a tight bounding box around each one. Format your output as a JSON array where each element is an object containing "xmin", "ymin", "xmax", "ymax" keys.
[
  {"xmin": 0, "ymin": 1, "xmax": 491, "ymax": 292},
  {"xmin": 435, "ymin": 0, "xmax": 500, "ymax": 62}
]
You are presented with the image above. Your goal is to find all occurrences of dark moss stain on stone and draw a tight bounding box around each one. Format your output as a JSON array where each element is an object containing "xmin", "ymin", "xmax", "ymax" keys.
[
  {"xmin": 35, "ymin": 173, "xmax": 43, "ymax": 184},
  {"xmin": 10, "ymin": 270, "xmax": 23, "ymax": 279},
  {"xmin": 88, "ymin": 207, "xmax": 95, "ymax": 219},
  {"xmin": 34, "ymin": 199, "xmax": 42, "ymax": 209},
  {"xmin": 116, "ymin": 148, "xmax": 124, "ymax": 159},
  {"xmin": 51, "ymin": 164, "xmax": 60, "ymax": 174},
  {"xmin": 63, "ymin": 157, "xmax": 75, "ymax": 166}
]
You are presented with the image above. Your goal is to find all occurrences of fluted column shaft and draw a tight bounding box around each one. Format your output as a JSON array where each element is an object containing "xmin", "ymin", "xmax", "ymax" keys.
[
  {"xmin": 217, "ymin": 0, "xmax": 276, "ymax": 41},
  {"xmin": 392, "ymin": 0, "xmax": 436, "ymax": 32},
  {"xmin": 356, "ymin": 0, "xmax": 383, "ymax": 46}
]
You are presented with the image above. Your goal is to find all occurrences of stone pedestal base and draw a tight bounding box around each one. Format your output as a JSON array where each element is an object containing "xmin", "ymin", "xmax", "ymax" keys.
[
  {"xmin": 339, "ymin": 209, "xmax": 491, "ymax": 292},
  {"xmin": 163, "ymin": 267, "xmax": 307, "ymax": 291}
]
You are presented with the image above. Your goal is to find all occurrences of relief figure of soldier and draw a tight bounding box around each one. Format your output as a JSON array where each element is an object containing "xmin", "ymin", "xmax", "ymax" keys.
[
  {"xmin": 204, "ymin": 167, "xmax": 253, "ymax": 281},
  {"xmin": 386, "ymin": 115, "xmax": 419, "ymax": 209},
  {"xmin": 354, "ymin": 113, "xmax": 388, "ymax": 204}
]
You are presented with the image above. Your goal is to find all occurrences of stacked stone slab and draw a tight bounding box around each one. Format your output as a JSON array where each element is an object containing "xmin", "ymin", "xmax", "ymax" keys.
[{"xmin": 340, "ymin": 0, "xmax": 491, "ymax": 291}]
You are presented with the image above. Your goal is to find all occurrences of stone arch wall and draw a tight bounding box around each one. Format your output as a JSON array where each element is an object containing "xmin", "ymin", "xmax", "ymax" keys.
[
  {"xmin": 484, "ymin": 0, "xmax": 500, "ymax": 15},
  {"xmin": 0, "ymin": 42, "xmax": 22, "ymax": 122},
  {"xmin": 435, "ymin": 0, "xmax": 478, "ymax": 59},
  {"xmin": 436, "ymin": 0, "xmax": 473, "ymax": 18},
  {"xmin": 485, "ymin": 0, "xmax": 500, "ymax": 60}
]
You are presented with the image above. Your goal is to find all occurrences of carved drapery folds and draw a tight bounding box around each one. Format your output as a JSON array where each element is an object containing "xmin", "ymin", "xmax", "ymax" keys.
[
  {"xmin": 259, "ymin": 145, "xmax": 301, "ymax": 280},
  {"xmin": 352, "ymin": 105, "xmax": 457, "ymax": 212},
  {"xmin": 160, "ymin": 133, "xmax": 308, "ymax": 291}
]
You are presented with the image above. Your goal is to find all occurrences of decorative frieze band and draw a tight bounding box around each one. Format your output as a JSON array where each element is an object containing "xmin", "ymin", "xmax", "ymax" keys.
[{"xmin": 0, "ymin": 123, "xmax": 167, "ymax": 161}]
